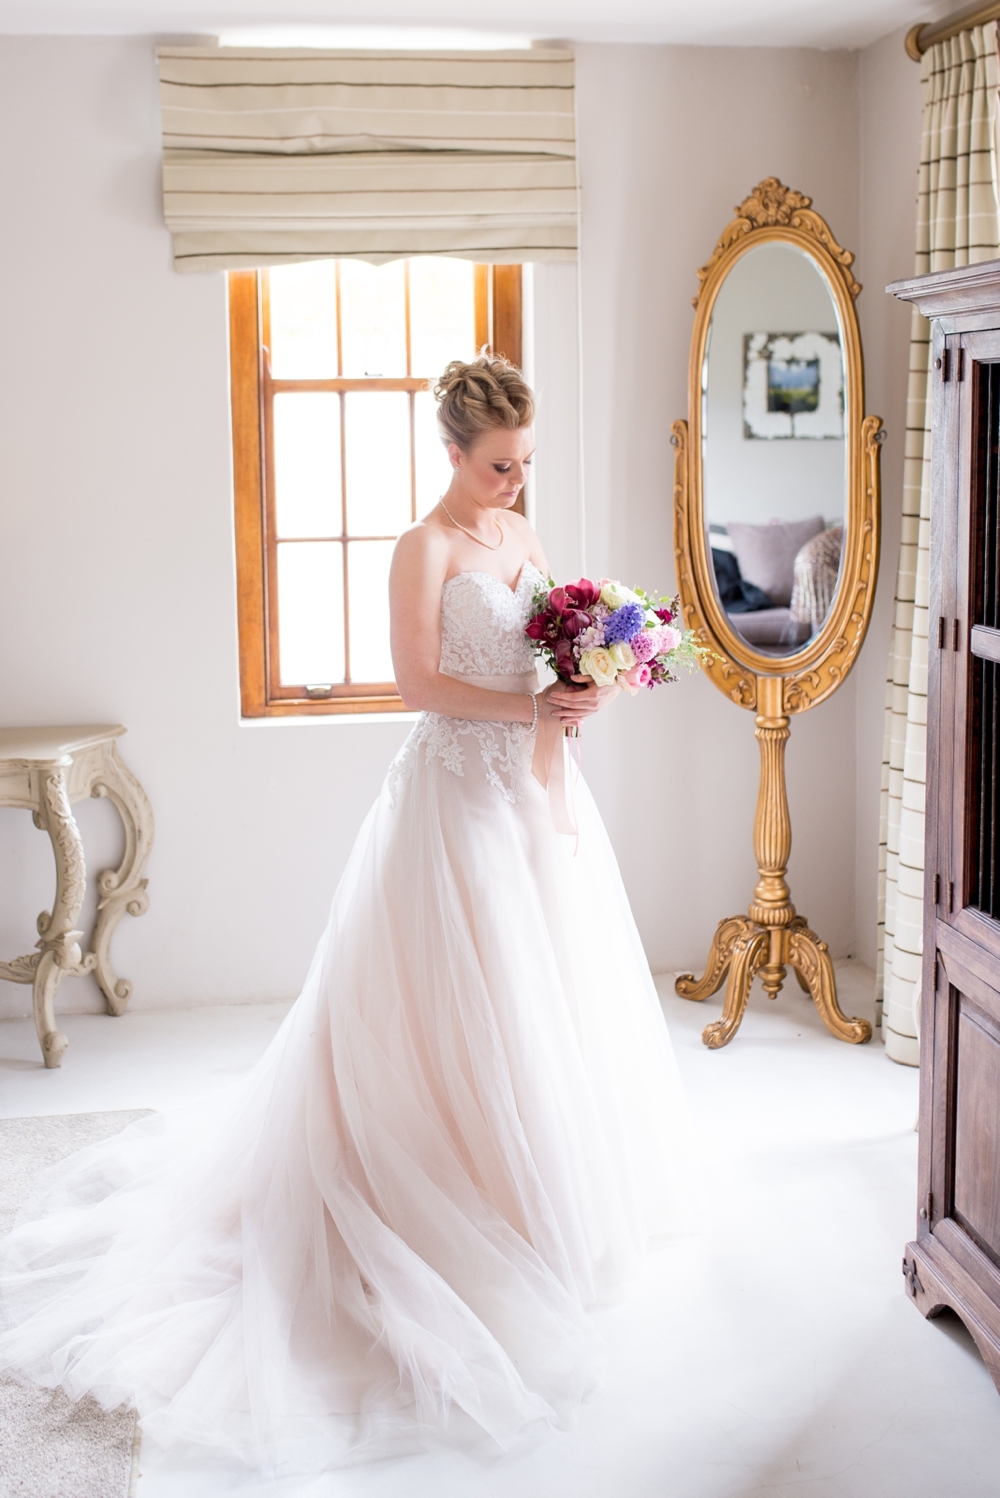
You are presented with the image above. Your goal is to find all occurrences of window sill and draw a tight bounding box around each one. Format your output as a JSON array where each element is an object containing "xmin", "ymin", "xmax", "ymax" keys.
[{"xmin": 240, "ymin": 712, "xmax": 420, "ymax": 729}]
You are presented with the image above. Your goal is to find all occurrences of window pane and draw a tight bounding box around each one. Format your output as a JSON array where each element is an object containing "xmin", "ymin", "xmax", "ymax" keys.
[
  {"xmin": 339, "ymin": 261, "xmax": 406, "ymax": 378},
  {"xmin": 273, "ymin": 393, "xmax": 341, "ymax": 538},
  {"xmin": 347, "ymin": 540, "xmax": 395, "ymax": 684},
  {"xmin": 409, "ymin": 258, "xmax": 476, "ymax": 378},
  {"xmin": 414, "ymin": 389, "xmax": 451, "ymax": 518},
  {"xmin": 344, "ymin": 391, "xmax": 411, "ymax": 535},
  {"xmin": 268, "ymin": 263, "xmax": 338, "ymax": 378},
  {"xmin": 276, "ymin": 541, "xmax": 345, "ymax": 686}
]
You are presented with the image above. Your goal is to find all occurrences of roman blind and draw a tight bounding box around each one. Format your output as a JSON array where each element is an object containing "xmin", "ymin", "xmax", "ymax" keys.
[{"xmin": 156, "ymin": 46, "xmax": 578, "ymax": 271}]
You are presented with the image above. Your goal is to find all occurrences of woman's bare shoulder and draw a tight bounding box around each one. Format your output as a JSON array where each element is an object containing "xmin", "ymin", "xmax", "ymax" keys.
[
  {"xmin": 503, "ymin": 510, "xmax": 548, "ymax": 570},
  {"xmin": 392, "ymin": 518, "xmax": 451, "ymax": 578}
]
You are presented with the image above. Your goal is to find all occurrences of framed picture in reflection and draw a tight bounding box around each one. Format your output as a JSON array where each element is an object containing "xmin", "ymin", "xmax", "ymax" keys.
[{"xmin": 743, "ymin": 331, "xmax": 843, "ymax": 440}]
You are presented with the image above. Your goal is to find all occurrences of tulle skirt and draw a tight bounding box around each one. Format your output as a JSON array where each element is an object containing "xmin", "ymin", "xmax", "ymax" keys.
[{"xmin": 0, "ymin": 728, "xmax": 689, "ymax": 1475}]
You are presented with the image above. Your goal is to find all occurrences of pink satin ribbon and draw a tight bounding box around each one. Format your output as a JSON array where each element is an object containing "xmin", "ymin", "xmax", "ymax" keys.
[
  {"xmin": 532, "ymin": 703, "xmax": 578, "ymax": 838},
  {"xmin": 445, "ymin": 671, "xmax": 578, "ymax": 837}
]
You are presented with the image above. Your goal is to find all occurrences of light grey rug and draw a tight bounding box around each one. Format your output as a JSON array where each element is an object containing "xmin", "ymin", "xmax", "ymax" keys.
[{"xmin": 0, "ymin": 1110, "xmax": 152, "ymax": 1498}]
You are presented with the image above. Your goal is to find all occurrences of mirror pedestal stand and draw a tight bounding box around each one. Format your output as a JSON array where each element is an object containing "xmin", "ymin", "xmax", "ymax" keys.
[
  {"xmin": 676, "ymin": 676, "xmax": 872, "ymax": 1048},
  {"xmin": 671, "ymin": 177, "xmax": 883, "ymax": 1050}
]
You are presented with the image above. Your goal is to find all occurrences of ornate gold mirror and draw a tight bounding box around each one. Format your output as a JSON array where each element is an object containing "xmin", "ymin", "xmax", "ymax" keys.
[{"xmin": 672, "ymin": 178, "xmax": 884, "ymax": 1048}]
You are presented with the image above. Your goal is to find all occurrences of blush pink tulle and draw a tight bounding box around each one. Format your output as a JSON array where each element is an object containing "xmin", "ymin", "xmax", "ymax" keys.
[{"xmin": 0, "ymin": 565, "xmax": 690, "ymax": 1477}]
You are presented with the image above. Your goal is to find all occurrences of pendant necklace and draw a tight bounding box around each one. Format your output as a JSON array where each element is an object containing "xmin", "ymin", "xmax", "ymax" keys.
[{"xmin": 440, "ymin": 498, "xmax": 504, "ymax": 551}]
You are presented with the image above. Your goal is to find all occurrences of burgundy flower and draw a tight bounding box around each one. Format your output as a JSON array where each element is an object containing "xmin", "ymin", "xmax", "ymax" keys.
[
  {"xmin": 553, "ymin": 637, "xmax": 576, "ymax": 676},
  {"xmin": 564, "ymin": 578, "xmax": 601, "ymax": 609},
  {"xmin": 561, "ymin": 609, "xmax": 593, "ymax": 638},
  {"xmin": 655, "ymin": 607, "xmax": 674, "ymax": 625},
  {"xmin": 526, "ymin": 609, "xmax": 558, "ymax": 641},
  {"xmin": 548, "ymin": 586, "xmax": 570, "ymax": 616}
]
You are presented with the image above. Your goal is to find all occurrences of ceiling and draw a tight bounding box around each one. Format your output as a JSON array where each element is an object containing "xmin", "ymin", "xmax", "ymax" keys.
[{"xmin": 0, "ymin": 0, "xmax": 951, "ymax": 50}]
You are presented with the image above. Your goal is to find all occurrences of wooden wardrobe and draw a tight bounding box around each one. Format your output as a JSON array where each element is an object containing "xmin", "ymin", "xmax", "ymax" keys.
[{"xmin": 890, "ymin": 261, "xmax": 1000, "ymax": 1390}]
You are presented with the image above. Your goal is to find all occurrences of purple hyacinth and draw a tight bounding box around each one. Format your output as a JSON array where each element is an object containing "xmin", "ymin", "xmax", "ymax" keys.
[{"xmin": 604, "ymin": 602, "xmax": 645, "ymax": 645}]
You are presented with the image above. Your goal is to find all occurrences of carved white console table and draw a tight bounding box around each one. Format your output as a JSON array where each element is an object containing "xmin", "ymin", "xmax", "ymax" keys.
[{"xmin": 0, "ymin": 726, "xmax": 153, "ymax": 1068}]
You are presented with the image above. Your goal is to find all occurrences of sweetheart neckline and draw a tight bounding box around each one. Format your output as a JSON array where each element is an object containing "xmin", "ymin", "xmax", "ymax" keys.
[{"xmin": 442, "ymin": 562, "xmax": 541, "ymax": 599}]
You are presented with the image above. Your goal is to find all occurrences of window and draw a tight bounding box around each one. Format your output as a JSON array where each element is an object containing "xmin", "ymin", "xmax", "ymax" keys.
[{"xmin": 229, "ymin": 260, "xmax": 523, "ymax": 717}]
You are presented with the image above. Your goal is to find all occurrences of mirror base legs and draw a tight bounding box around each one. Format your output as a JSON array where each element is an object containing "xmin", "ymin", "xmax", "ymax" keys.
[
  {"xmin": 673, "ymin": 684, "xmax": 872, "ymax": 1049},
  {"xmin": 675, "ymin": 914, "xmax": 872, "ymax": 1049},
  {"xmin": 674, "ymin": 916, "xmax": 755, "ymax": 1003}
]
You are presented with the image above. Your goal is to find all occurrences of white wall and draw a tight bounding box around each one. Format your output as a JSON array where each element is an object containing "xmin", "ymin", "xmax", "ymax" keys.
[
  {"xmin": 572, "ymin": 42, "xmax": 861, "ymax": 973},
  {"xmin": 0, "ymin": 37, "xmax": 412, "ymax": 1016},
  {"xmin": 530, "ymin": 262, "xmax": 585, "ymax": 581},
  {"xmin": 703, "ymin": 244, "xmax": 846, "ymax": 528},
  {"xmin": 0, "ymin": 32, "xmax": 918, "ymax": 1021}
]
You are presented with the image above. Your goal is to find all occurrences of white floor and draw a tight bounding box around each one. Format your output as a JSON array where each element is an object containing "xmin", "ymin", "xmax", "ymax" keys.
[{"xmin": 3, "ymin": 966, "xmax": 1000, "ymax": 1497}]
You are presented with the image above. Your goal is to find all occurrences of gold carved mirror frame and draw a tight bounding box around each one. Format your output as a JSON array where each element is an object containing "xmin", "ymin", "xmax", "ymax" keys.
[{"xmin": 671, "ymin": 178, "xmax": 884, "ymax": 1048}]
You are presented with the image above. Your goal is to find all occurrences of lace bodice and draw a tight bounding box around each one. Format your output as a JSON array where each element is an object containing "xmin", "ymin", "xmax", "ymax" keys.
[
  {"xmin": 439, "ymin": 565, "xmax": 542, "ymax": 677},
  {"xmin": 389, "ymin": 564, "xmax": 545, "ymax": 805}
]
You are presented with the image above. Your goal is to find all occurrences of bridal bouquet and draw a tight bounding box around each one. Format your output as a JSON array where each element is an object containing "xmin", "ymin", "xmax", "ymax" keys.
[{"xmin": 526, "ymin": 577, "xmax": 706, "ymax": 694}]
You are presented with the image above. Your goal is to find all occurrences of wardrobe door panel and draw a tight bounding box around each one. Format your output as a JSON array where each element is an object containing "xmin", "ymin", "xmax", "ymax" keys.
[
  {"xmin": 934, "ymin": 935, "xmax": 1000, "ymax": 1267},
  {"xmin": 890, "ymin": 264, "xmax": 1000, "ymax": 1400},
  {"xmin": 931, "ymin": 329, "xmax": 962, "ymax": 930},
  {"xmin": 954, "ymin": 1003, "xmax": 1000, "ymax": 1266},
  {"xmin": 950, "ymin": 335, "xmax": 1000, "ymax": 966},
  {"xmin": 921, "ymin": 324, "xmax": 962, "ymax": 1238}
]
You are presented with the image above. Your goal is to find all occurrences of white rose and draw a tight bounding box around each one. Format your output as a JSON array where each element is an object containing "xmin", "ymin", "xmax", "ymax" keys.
[
  {"xmin": 578, "ymin": 647, "xmax": 619, "ymax": 688},
  {"xmin": 608, "ymin": 641, "xmax": 636, "ymax": 671},
  {"xmin": 599, "ymin": 580, "xmax": 640, "ymax": 610}
]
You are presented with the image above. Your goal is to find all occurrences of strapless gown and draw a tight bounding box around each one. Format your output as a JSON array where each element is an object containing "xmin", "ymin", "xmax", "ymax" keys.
[{"xmin": 0, "ymin": 564, "xmax": 689, "ymax": 1475}]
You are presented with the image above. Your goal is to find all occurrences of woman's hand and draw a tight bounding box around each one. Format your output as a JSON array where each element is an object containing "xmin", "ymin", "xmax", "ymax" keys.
[{"xmin": 544, "ymin": 675, "xmax": 619, "ymax": 728}]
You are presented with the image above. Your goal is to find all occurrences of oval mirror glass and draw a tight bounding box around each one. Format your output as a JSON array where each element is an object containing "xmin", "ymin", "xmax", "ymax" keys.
[{"xmin": 702, "ymin": 242, "xmax": 846, "ymax": 657}]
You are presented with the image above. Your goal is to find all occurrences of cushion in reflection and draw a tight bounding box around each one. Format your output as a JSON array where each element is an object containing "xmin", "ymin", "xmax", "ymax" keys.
[
  {"xmin": 726, "ymin": 515, "xmax": 825, "ymax": 606},
  {"xmin": 730, "ymin": 607, "xmax": 811, "ymax": 647},
  {"xmin": 711, "ymin": 547, "xmax": 774, "ymax": 613},
  {"xmin": 789, "ymin": 525, "xmax": 843, "ymax": 634}
]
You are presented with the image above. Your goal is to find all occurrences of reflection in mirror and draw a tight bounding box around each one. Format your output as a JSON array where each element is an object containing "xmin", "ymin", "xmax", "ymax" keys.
[{"xmin": 702, "ymin": 242, "xmax": 846, "ymax": 657}]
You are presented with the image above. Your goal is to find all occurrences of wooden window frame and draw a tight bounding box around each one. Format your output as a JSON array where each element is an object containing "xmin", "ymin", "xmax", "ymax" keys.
[{"xmin": 230, "ymin": 261, "xmax": 523, "ymax": 718}]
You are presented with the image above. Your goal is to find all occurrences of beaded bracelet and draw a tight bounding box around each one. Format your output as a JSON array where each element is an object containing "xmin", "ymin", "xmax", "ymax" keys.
[{"xmin": 528, "ymin": 692, "xmax": 539, "ymax": 732}]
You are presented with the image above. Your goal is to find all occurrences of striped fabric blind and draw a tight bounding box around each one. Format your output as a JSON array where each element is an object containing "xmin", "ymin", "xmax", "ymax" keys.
[
  {"xmin": 877, "ymin": 22, "xmax": 1000, "ymax": 1065},
  {"xmin": 156, "ymin": 46, "xmax": 578, "ymax": 271}
]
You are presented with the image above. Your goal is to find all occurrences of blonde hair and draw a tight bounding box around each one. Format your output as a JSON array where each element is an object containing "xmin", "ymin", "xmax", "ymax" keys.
[{"xmin": 433, "ymin": 354, "xmax": 535, "ymax": 451}]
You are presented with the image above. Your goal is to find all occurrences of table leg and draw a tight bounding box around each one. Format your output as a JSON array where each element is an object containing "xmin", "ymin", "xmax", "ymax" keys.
[
  {"xmin": 89, "ymin": 743, "xmax": 154, "ymax": 1015},
  {"xmin": 32, "ymin": 766, "xmax": 93, "ymax": 1068}
]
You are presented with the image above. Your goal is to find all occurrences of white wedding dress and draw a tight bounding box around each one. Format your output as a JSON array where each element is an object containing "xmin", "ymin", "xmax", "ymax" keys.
[{"xmin": 0, "ymin": 563, "xmax": 689, "ymax": 1476}]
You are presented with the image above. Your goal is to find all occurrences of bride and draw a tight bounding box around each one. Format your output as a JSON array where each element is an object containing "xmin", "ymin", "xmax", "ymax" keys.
[{"xmin": 0, "ymin": 355, "xmax": 689, "ymax": 1476}]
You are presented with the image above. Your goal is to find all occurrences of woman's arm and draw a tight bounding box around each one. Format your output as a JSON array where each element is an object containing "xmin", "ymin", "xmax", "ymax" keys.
[
  {"xmin": 501, "ymin": 514, "xmax": 618, "ymax": 726},
  {"xmin": 389, "ymin": 526, "xmax": 536, "ymax": 724},
  {"xmin": 388, "ymin": 519, "xmax": 619, "ymax": 728}
]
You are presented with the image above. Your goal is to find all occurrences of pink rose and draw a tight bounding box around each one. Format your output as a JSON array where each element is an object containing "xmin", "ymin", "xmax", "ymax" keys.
[{"xmin": 621, "ymin": 663, "xmax": 652, "ymax": 694}]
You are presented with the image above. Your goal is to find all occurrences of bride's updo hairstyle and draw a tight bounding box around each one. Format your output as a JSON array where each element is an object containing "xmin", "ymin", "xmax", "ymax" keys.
[{"xmin": 434, "ymin": 354, "xmax": 535, "ymax": 451}]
